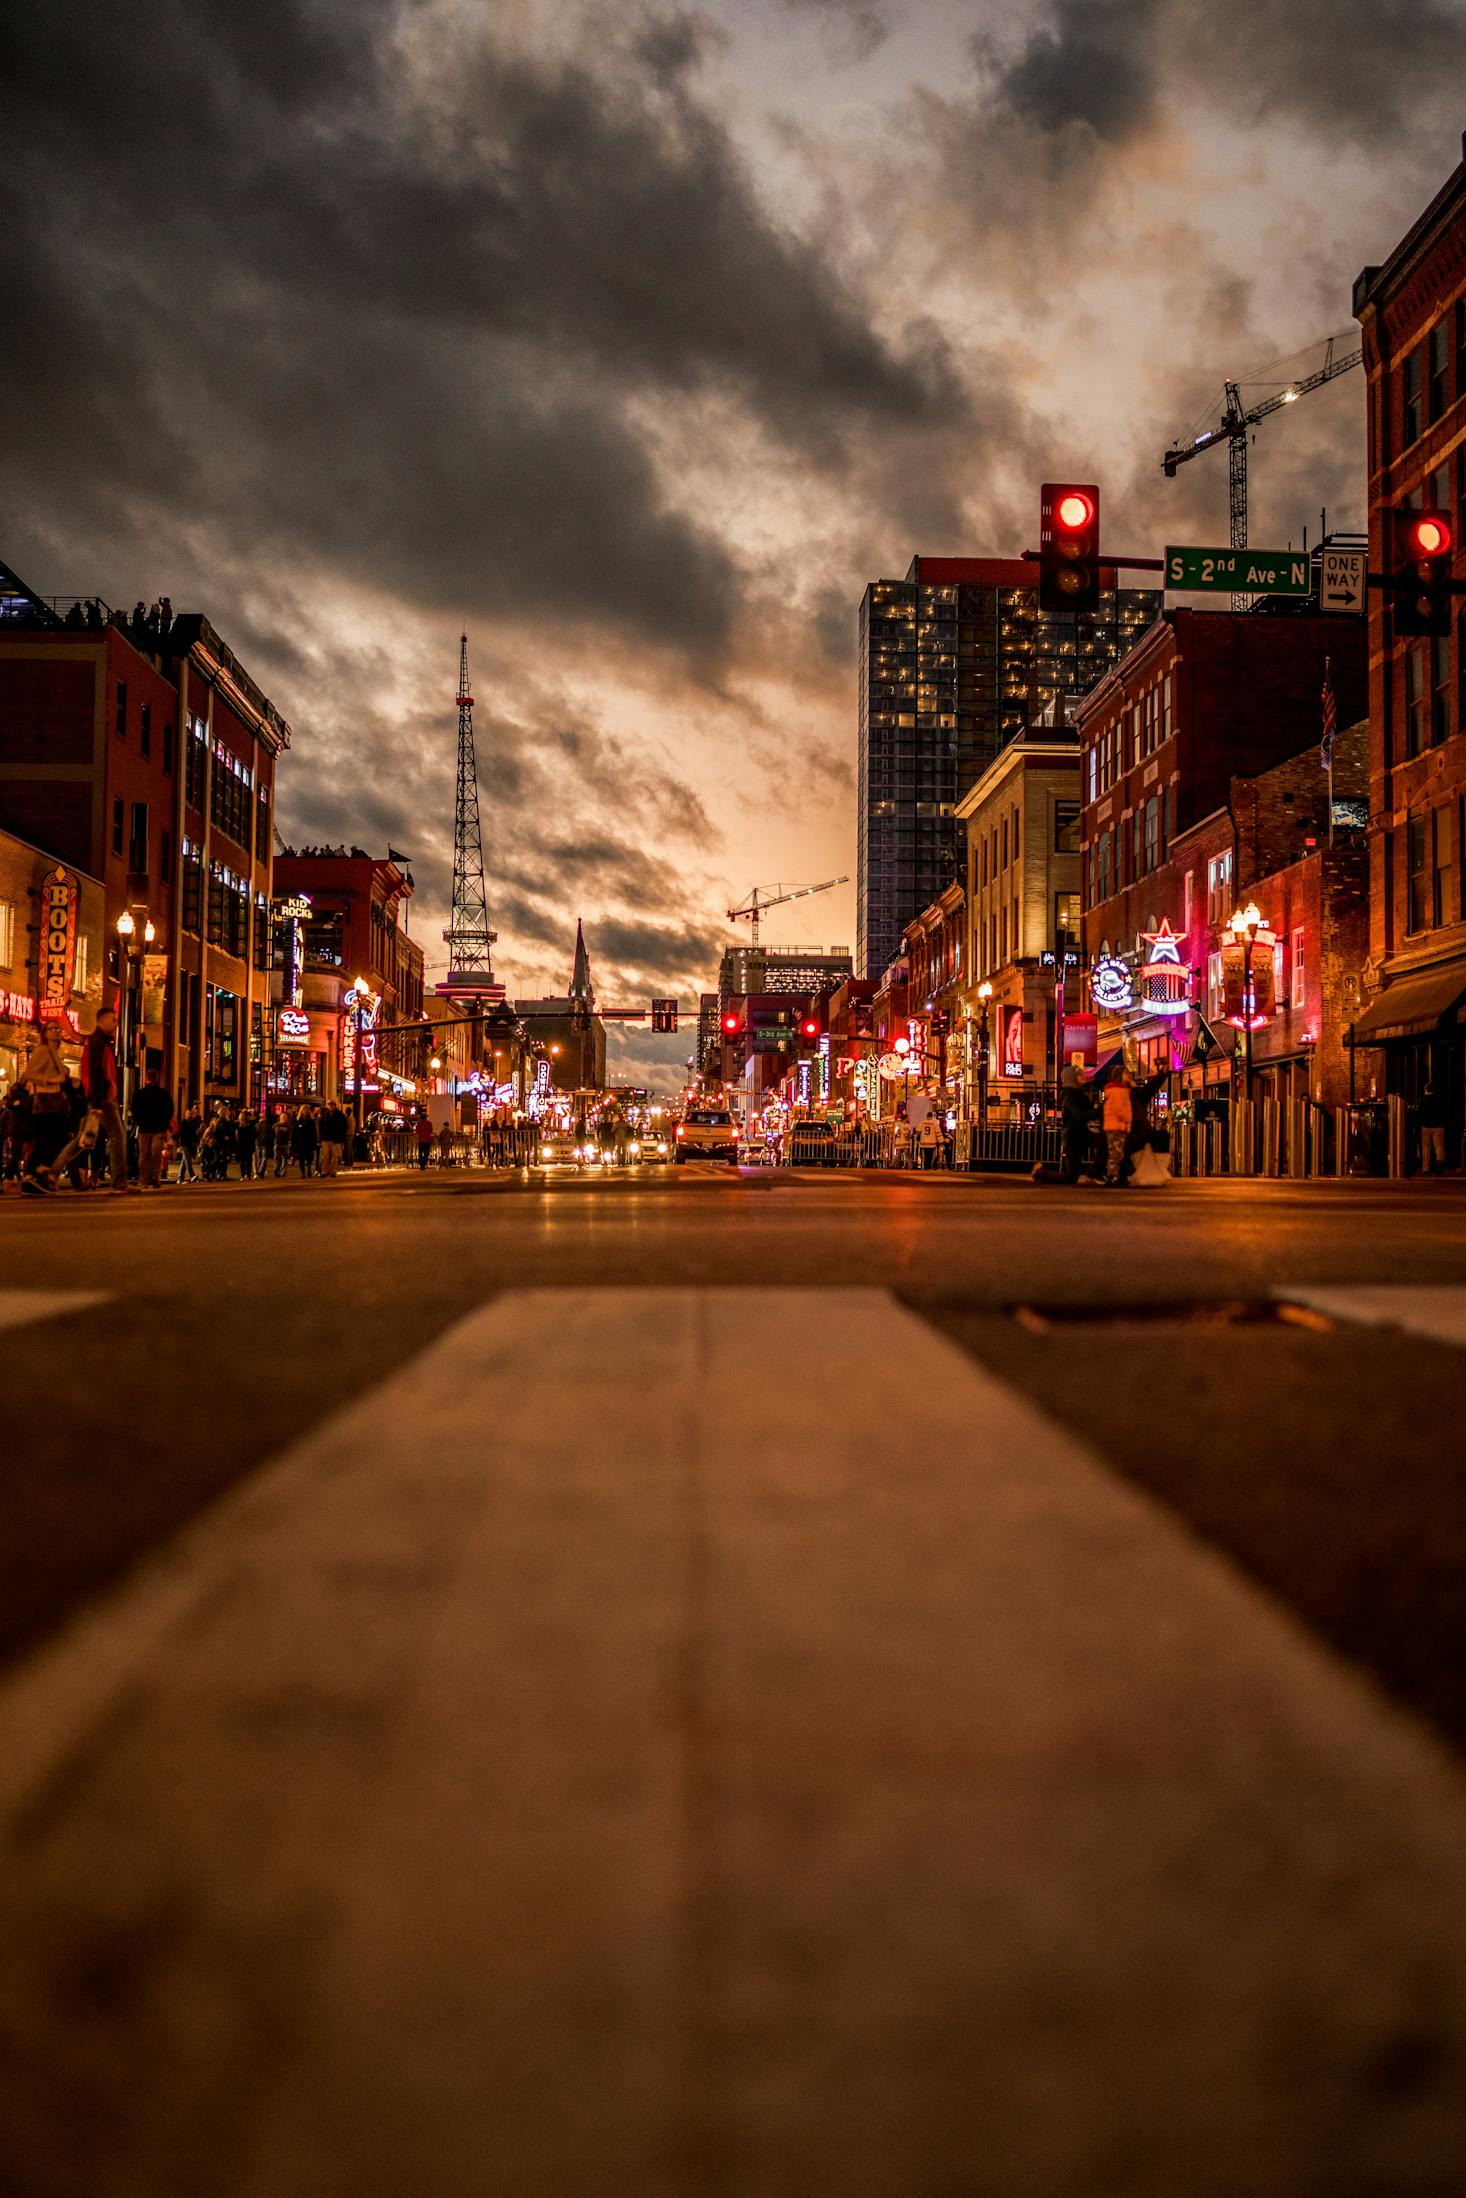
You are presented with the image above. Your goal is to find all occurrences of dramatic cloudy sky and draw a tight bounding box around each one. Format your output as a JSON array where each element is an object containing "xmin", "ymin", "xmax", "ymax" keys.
[{"xmin": 4, "ymin": 0, "xmax": 1463, "ymax": 1087}]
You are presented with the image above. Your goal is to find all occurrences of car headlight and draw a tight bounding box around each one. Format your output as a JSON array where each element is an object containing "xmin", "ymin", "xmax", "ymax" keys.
[
  {"xmin": 540, "ymin": 1145, "xmax": 553, "ymax": 1160},
  {"xmin": 629, "ymin": 1141, "xmax": 641, "ymax": 1155}
]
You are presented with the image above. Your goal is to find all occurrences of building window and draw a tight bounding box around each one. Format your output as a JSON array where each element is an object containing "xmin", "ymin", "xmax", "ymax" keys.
[
  {"xmin": 1087, "ymin": 745, "xmax": 1097, "ymax": 802},
  {"xmin": 1406, "ymin": 813, "xmax": 1429, "ymax": 933},
  {"xmin": 210, "ymin": 742, "xmax": 254, "ymax": 848},
  {"xmin": 115, "ymin": 682, "xmax": 128, "ymax": 738},
  {"xmin": 186, "ymin": 718, "xmax": 208, "ymax": 808},
  {"xmin": 1290, "ymin": 926, "xmax": 1306, "ymax": 1011},
  {"xmin": 1429, "ymin": 318, "xmax": 1450, "ymax": 425},
  {"xmin": 128, "ymin": 801, "xmax": 148, "ymax": 877},
  {"xmin": 182, "ymin": 838, "xmax": 203, "ymax": 934},
  {"xmin": 1432, "ymin": 633, "xmax": 1452, "ymax": 745},
  {"xmin": 1207, "ymin": 950, "xmax": 1223, "ymax": 1019},
  {"xmin": 1143, "ymin": 797, "xmax": 1160, "ymax": 874},
  {"xmin": 1092, "ymin": 831, "xmax": 1112, "ymax": 905},
  {"xmin": 1405, "ymin": 642, "xmax": 1427, "ymax": 759},
  {"xmin": 162, "ymin": 719, "xmax": 175, "ymax": 776},
  {"xmin": 1054, "ymin": 800, "xmax": 1080, "ymax": 853},
  {"xmin": 1434, "ymin": 807, "xmax": 1454, "ymax": 928},
  {"xmin": 0, "ymin": 898, "xmax": 13, "ymax": 969},
  {"xmin": 74, "ymin": 933, "xmax": 89, "ymax": 996},
  {"xmin": 1183, "ymin": 869, "xmax": 1195, "ymax": 935},
  {"xmin": 1162, "ymin": 674, "xmax": 1173, "ymax": 744},
  {"xmin": 1207, "ymin": 849, "xmax": 1233, "ymax": 924},
  {"xmin": 140, "ymin": 700, "xmax": 152, "ymax": 758},
  {"xmin": 255, "ymin": 781, "xmax": 271, "ymax": 861},
  {"xmin": 1403, "ymin": 344, "xmax": 1423, "ymax": 447},
  {"xmin": 112, "ymin": 798, "xmax": 124, "ymax": 857},
  {"xmin": 1054, "ymin": 892, "xmax": 1081, "ymax": 953}
]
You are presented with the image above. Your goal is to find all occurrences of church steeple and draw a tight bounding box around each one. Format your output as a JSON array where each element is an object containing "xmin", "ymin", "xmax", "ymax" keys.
[{"xmin": 569, "ymin": 917, "xmax": 594, "ymax": 1004}]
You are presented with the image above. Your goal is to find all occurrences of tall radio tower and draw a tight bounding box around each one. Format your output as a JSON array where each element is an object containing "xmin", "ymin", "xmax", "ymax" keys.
[{"xmin": 437, "ymin": 632, "xmax": 505, "ymax": 1002}]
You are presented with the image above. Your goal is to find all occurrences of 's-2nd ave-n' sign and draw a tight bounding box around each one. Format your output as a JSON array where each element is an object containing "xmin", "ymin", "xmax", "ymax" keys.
[{"xmin": 1164, "ymin": 546, "xmax": 1311, "ymax": 596}]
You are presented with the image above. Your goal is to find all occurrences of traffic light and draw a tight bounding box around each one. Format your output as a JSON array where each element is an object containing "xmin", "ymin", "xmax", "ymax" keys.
[
  {"xmin": 799, "ymin": 1011, "xmax": 820, "ymax": 1039},
  {"xmin": 721, "ymin": 1011, "xmax": 741, "ymax": 1036},
  {"xmin": 650, "ymin": 997, "xmax": 678, "ymax": 1033},
  {"xmin": 1393, "ymin": 508, "xmax": 1453, "ymax": 637},
  {"xmin": 1039, "ymin": 482, "xmax": 1101, "ymax": 615}
]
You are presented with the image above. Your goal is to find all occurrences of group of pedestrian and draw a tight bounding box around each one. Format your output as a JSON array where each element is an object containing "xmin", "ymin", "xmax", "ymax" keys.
[
  {"xmin": 0, "ymin": 1015, "xmax": 370, "ymax": 1193},
  {"xmin": 1055, "ymin": 1064, "xmax": 1169, "ymax": 1188},
  {"xmin": 0, "ymin": 1007, "xmax": 132, "ymax": 1196}
]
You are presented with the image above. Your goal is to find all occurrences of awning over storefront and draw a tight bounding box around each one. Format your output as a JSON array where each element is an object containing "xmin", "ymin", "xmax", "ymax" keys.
[{"xmin": 1352, "ymin": 958, "xmax": 1466, "ymax": 1043}]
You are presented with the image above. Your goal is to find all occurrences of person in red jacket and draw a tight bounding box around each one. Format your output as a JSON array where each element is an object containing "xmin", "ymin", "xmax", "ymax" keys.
[{"xmin": 53, "ymin": 1007, "xmax": 133, "ymax": 1191}]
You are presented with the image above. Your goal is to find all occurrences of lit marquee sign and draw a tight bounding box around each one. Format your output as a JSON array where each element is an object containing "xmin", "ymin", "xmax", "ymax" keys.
[
  {"xmin": 1136, "ymin": 921, "xmax": 1192, "ymax": 1018},
  {"xmin": 39, "ymin": 866, "xmax": 79, "ymax": 1019},
  {"xmin": 1090, "ymin": 954, "xmax": 1135, "ymax": 1014},
  {"xmin": 277, "ymin": 1008, "xmax": 311, "ymax": 1045}
]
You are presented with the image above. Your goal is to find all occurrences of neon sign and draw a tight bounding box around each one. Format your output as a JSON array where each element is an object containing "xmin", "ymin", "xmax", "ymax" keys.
[
  {"xmin": 1001, "ymin": 1004, "xmax": 1025, "ymax": 1077},
  {"xmin": 1, "ymin": 989, "xmax": 36, "ymax": 1023},
  {"xmin": 1137, "ymin": 921, "xmax": 1192, "ymax": 1018},
  {"xmin": 278, "ymin": 1008, "xmax": 311, "ymax": 1044},
  {"xmin": 39, "ymin": 867, "xmax": 79, "ymax": 1018},
  {"xmin": 1090, "ymin": 954, "xmax": 1134, "ymax": 1013}
]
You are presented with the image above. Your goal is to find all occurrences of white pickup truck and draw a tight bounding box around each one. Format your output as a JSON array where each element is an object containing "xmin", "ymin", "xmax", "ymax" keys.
[{"xmin": 674, "ymin": 1107, "xmax": 740, "ymax": 1165}]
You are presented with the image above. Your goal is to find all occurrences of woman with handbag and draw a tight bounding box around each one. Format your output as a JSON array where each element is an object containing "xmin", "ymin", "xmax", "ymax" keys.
[{"xmin": 19, "ymin": 1026, "xmax": 71, "ymax": 1194}]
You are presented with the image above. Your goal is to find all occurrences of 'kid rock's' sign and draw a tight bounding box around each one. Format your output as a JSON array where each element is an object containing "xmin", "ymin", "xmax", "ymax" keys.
[{"xmin": 39, "ymin": 866, "xmax": 79, "ymax": 1018}]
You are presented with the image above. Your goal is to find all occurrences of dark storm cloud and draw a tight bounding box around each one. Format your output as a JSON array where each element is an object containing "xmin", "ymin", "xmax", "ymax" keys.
[
  {"xmin": 983, "ymin": 0, "xmax": 1161, "ymax": 146},
  {"xmin": 589, "ymin": 917, "xmax": 727, "ymax": 985},
  {"xmin": 0, "ymin": 0, "xmax": 966, "ymax": 674},
  {"xmin": 977, "ymin": 0, "xmax": 1466, "ymax": 150}
]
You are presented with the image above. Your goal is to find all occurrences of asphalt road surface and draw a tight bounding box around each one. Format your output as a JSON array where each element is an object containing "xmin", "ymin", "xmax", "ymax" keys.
[{"xmin": 4, "ymin": 1163, "xmax": 1466, "ymax": 2195}]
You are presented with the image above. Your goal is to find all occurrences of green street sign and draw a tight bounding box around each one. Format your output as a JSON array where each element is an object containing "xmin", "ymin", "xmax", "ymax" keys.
[{"xmin": 1164, "ymin": 546, "xmax": 1312, "ymax": 596}]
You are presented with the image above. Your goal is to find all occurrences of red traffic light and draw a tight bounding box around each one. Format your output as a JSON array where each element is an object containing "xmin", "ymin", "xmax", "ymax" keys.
[
  {"xmin": 722, "ymin": 1013, "xmax": 741, "ymax": 1034},
  {"xmin": 800, "ymin": 1016, "xmax": 819, "ymax": 1037},
  {"xmin": 1407, "ymin": 512, "xmax": 1452, "ymax": 558},
  {"xmin": 1055, "ymin": 491, "xmax": 1094, "ymax": 531}
]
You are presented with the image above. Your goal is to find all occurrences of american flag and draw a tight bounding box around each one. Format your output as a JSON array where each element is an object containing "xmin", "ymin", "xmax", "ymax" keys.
[{"xmin": 1320, "ymin": 664, "xmax": 1337, "ymax": 769}]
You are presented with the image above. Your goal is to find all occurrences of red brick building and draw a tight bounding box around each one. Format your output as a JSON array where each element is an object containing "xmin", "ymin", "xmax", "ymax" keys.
[
  {"xmin": 0, "ymin": 569, "xmax": 288, "ymax": 1110},
  {"xmin": 1078, "ymin": 608, "xmax": 1367, "ymax": 968},
  {"xmin": 271, "ymin": 849, "xmax": 426, "ymax": 1104},
  {"xmin": 1352, "ymin": 137, "xmax": 1466, "ymax": 1157}
]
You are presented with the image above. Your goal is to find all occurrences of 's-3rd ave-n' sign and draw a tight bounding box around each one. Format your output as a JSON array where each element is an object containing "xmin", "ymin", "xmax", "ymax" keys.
[{"xmin": 1164, "ymin": 546, "xmax": 1311, "ymax": 596}]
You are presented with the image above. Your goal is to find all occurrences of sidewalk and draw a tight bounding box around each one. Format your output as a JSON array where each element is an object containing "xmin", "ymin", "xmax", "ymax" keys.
[{"xmin": 2, "ymin": 1288, "xmax": 1466, "ymax": 2196}]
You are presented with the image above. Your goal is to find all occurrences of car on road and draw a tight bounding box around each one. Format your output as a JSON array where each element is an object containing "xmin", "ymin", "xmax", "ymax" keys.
[
  {"xmin": 674, "ymin": 1108, "xmax": 739, "ymax": 1165},
  {"xmin": 633, "ymin": 1131, "xmax": 672, "ymax": 1164},
  {"xmin": 534, "ymin": 1131, "xmax": 602, "ymax": 1172},
  {"xmin": 785, "ymin": 1121, "xmax": 838, "ymax": 1167}
]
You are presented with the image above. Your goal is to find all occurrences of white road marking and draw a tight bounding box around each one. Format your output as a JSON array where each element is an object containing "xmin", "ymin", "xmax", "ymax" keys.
[
  {"xmin": 0, "ymin": 1289, "xmax": 108, "ymax": 1334},
  {"xmin": 2, "ymin": 1288, "xmax": 1466, "ymax": 2198},
  {"xmin": 1280, "ymin": 1283, "xmax": 1466, "ymax": 1347}
]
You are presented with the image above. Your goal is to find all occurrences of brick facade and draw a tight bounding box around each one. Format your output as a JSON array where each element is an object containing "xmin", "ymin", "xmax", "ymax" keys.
[{"xmin": 1354, "ymin": 136, "xmax": 1466, "ymax": 1155}]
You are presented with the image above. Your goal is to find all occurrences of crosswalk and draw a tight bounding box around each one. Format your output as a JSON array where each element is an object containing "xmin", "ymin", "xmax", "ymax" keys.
[{"xmin": 1, "ymin": 1284, "xmax": 1466, "ymax": 2195}]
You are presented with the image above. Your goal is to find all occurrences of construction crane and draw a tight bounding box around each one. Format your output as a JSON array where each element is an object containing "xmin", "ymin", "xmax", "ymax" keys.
[
  {"xmin": 1162, "ymin": 334, "xmax": 1362, "ymax": 607},
  {"xmin": 727, "ymin": 876, "xmax": 848, "ymax": 947}
]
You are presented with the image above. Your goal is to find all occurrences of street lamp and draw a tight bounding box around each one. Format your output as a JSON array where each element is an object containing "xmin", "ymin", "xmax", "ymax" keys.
[
  {"xmin": 114, "ymin": 909, "xmax": 148, "ymax": 1111},
  {"xmin": 1228, "ymin": 903, "xmax": 1263, "ymax": 1101},
  {"xmin": 976, "ymin": 980, "xmax": 993, "ymax": 1124}
]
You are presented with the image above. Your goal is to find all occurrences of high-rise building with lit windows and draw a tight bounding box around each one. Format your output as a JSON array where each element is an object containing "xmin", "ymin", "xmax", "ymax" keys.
[{"xmin": 857, "ymin": 555, "xmax": 1159, "ymax": 977}]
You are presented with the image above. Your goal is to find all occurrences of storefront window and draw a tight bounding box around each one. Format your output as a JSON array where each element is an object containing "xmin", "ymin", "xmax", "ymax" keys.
[{"xmin": 1406, "ymin": 814, "xmax": 1429, "ymax": 933}]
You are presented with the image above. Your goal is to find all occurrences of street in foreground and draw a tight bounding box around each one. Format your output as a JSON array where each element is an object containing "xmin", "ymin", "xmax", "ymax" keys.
[{"xmin": 3, "ymin": 1167, "xmax": 1466, "ymax": 2195}]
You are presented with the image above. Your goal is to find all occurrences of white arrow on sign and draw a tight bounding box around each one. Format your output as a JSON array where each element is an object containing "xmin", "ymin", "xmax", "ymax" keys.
[{"xmin": 1320, "ymin": 548, "xmax": 1365, "ymax": 614}]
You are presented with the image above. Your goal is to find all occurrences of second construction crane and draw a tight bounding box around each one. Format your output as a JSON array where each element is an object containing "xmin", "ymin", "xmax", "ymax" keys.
[
  {"xmin": 727, "ymin": 876, "xmax": 848, "ymax": 948},
  {"xmin": 1162, "ymin": 334, "xmax": 1362, "ymax": 607}
]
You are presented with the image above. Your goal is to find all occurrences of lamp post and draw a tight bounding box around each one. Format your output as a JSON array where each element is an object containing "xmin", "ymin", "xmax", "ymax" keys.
[
  {"xmin": 1228, "ymin": 903, "xmax": 1263, "ymax": 1101},
  {"xmin": 114, "ymin": 909, "xmax": 154, "ymax": 1112},
  {"xmin": 976, "ymin": 980, "xmax": 993, "ymax": 1125}
]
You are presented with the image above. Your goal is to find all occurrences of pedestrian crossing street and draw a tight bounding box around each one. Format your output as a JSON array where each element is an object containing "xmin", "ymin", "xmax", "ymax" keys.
[{"xmin": 2, "ymin": 1284, "xmax": 1466, "ymax": 2196}]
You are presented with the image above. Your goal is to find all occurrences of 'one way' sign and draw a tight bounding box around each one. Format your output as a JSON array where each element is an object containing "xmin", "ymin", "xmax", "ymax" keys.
[{"xmin": 1319, "ymin": 548, "xmax": 1365, "ymax": 614}]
